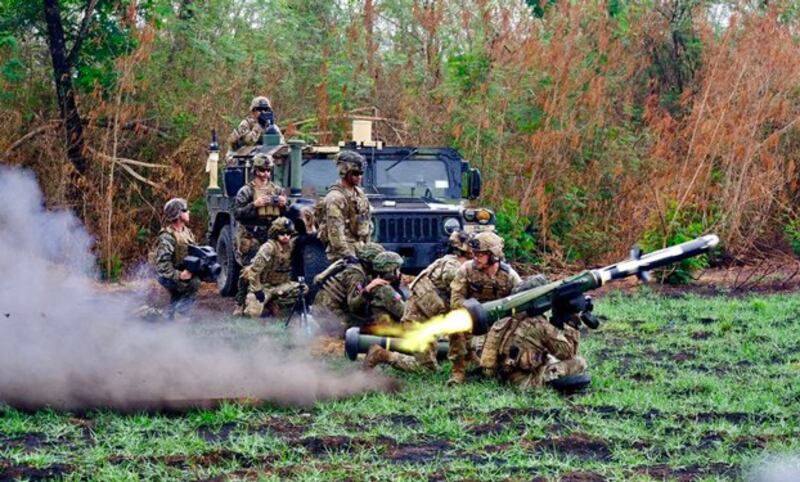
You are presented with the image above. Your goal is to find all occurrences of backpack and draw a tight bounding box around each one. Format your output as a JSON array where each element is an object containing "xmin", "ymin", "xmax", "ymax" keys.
[{"xmin": 314, "ymin": 184, "xmax": 347, "ymax": 244}]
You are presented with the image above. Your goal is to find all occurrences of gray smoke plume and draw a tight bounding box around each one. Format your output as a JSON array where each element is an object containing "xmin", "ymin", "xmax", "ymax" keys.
[{"xmin": 0, "ymin": 167, "xmax": 394, "ymax": 411}]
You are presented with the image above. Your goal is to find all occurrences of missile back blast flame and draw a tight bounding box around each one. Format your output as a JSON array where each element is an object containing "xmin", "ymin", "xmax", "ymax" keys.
[{"xmin": 347, "ymin": 234, "xmax": 720, "ymax": 356}]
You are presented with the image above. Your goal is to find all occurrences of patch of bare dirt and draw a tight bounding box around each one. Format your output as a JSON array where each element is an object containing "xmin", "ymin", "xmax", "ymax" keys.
[
  {"xmin": 632, "ymin": 462, "xmax": 737, "ymax": 481},
  {"xmin": 524, "ymin": 433, "xmax": 612, "ymax": 461},
  {"xmin": 197, "ymin": 422, "xmax": 237, "ymax": 443},
  {"xmin": 249, "ymin": 417, "xmax": 308, "ymax": 439},
  {"xmin": 0, "ymin": 459, "xmax": 73, "ymax": 480},
  {"xmin": 560, "ymin": 471, "xmax": 606, "ymax": 482},
  {"xmin": 382, "ymin": 440, "xmax": 452, "ymax": 463}
]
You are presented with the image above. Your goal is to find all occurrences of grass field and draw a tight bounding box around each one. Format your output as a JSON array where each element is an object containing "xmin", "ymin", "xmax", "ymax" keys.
[{"xmin": 2, "ymin": 289, "xmax": 799, "ymax": 481}]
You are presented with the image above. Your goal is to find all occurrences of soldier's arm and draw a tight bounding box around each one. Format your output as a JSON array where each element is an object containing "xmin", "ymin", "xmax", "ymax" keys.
[
  {"xmin": 345, "ymin": 271, "xmax": 371, "ymax": 316},
  {"xmin": 242, "ymin": 123, "xmax": 265, "ymax": 145},
  {"xmin": 508, "ymin": 266, "xmax": 523, "ymax": 289},
  {"xmin": 227, "ymin": 119, "xmax": 249, "ymax": 150},
  {"xmin": 371, "ymin": 285, "xmax": 405, "ymax": 321},
  {"xmin": 154, "ymin": 234, "xmax": 180, "ymax": 281},
  {"xmin": 246, "ymin": 244, "xmax": 274, "ymax": 293},
  {"xmin": 326, "ymin": 193, "xmax": 355, "ymax": 258},
  {"xmin": 449, "ymin": 265, "xmax": 469, "ymax": 309},
  {"xmin": 234, "ymin": 185, "xmax": 259, "ymax": 222}
]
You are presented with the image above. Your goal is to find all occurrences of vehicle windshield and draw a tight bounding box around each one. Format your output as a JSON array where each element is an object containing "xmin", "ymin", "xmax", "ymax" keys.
[
  {"xmin": 300, "ymin": 158, "xmax": 339, "ymax": 197},
  {"xmin": 374, "ymin": 159, "xmax": 453, "ymax": 199}
]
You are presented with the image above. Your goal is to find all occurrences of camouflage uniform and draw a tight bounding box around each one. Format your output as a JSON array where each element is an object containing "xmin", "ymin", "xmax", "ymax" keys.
[
  {"xmin": 233, "ymin": 158, "xmax": 287, "ymax": 310},
  {"xmin": 479, "ymin": 315, "xmax": 587, "ymax": 388},
  {"xmin": 448, "ymin": 232, "xmax": 521, "ymax": 383},
  {"xmin": 364, "ymin": 232, "xmax": 473, "ymax": 373},
  {"xmin": 226, "ymin": 96, "xmax": 284, "ymax": 153},
  {"xmin": 313, "ymin": 247, "xmax": 404, "ymax": 336},
  {"xmin": 242, "ymin": 218, "xmax": 301, "ymax": 318},
  {"xmin": 152, "ymin": 199, "xmax": 201, "ymax": 316},
  {"xmin": 320, "ymin": 152, "xmax": 371, "ymax": 261}
]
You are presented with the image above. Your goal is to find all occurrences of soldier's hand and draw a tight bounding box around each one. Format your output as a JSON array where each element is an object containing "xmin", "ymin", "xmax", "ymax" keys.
[
  {"xmin": 179, "ymin": 269, "xmax": 192, "ymax": 281},
  {"xmin": 254, "ymin": 196, "xmax": 269, "ymax": 208},
  {"xmin": 364, "ymin": 278, "xmax": 389, "ymax": 293},
  {"xmin": 276, "ymin": 195, "xmax": 287, "ymax": 207}
]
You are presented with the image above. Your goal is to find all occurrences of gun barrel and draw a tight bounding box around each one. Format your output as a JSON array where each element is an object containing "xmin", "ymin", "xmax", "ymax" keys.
[{"xmin": 344, "ymin": 327, "xmax": 449, "ymax": 361}]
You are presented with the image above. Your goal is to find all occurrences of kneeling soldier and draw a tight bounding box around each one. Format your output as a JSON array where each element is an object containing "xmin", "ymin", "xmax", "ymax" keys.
[
  {"xmin": 242, "ymin": 217, "xmax": 302, "ymax": 318},
  {"xmin": 365, "ymin": 230, "xmax": 473, "ymax": 372},
  {"xmin": 151, "ymin": 198, "xmax": 201, "ymax": 318}
]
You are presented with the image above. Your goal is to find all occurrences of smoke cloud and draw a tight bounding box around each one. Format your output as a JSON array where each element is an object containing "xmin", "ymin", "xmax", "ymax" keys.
[{"xmin": 0, "ymin": 167, "xmax": 394, "ymax": 412}]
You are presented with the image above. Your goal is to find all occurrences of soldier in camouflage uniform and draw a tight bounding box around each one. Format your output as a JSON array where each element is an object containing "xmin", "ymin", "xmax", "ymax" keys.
[
  {"xmin": 479, "ymin": 307, "xmax": 588, "ymax": 389},
  {"xmin": 365, "ymin": 230, "xmax": 473, "ymax": 372},
  {"xmin": 312, "ymin": 244, "xmax": 404, "ymax": 336},
  {"xmin": 232, "ymin": 154, "xmax": 288, "ymax": 315},
  {"xmin": 226, "ymin": 96, "xmax": 284, "ymax": 155},
  {"xmin": 242, "ymin": 217, "xmax": 303, "ymax": 318},
  {"xmin": 151, "ymin": 198, "xmax": 202, "ymax": 318},
  {"xmin": 318, "ymin": 151, "xmax": 371, "ymax": 262},
  {"xmin": 448, "ymin": 231, "xmax": 521, "ymax": 384}
]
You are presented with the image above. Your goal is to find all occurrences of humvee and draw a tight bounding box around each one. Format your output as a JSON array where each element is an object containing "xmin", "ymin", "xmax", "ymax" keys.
[{"xmin": 205, "ymin": 120, "xmax": 495, "ymax": 296}]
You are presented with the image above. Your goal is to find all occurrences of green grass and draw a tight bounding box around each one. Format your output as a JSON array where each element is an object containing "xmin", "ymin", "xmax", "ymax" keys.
[{"xmin": 2, "ymin": 290, "xmax": 800, "ymax": 481}]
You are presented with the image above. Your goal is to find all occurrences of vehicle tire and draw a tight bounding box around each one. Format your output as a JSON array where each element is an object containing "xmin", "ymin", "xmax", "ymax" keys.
[
  {"xmin": 294, "ymin": 236, "xmax": 329, "ymax": 302},
  {"xmin": 215, "ymin": 224, "xmax": 240, "ymax": 297}
]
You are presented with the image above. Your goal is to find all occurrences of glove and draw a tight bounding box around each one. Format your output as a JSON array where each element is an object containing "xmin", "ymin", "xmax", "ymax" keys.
[
  {"xmin": 254, "ymin": 291, "xmax": 266, "ymax": 303},
  {"xmin": 257, "ymin": 111, "xmax": 270, "ymax": 128}
]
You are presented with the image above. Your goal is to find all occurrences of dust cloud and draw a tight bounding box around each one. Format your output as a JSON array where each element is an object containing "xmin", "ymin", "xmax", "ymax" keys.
[{"xmin": 0, "ymin": 167, "xmax": 394, "ymax": 412}]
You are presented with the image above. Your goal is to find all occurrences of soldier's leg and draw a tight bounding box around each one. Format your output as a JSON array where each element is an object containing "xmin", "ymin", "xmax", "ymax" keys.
[
  {"xmin": 364, "ymin": 345, "xmax": 423, "ymax": 372},
  {"xmin": 243, "ymin": 292, "xmax": 265, "ymax": 318},
  {"xmin": 542, "ymin": 355, "xmax": 587, "ymax": 383},
  {"xmin": 233, "ymin": 230, "xmax": 258, "ymax": 313},
  {"xmin": 413, "ymin": 341, "xmax": 439, "ymax": 371},
  {"xmin": 447, "ymin": 332, "xmax": 469, "ymax": 384}
]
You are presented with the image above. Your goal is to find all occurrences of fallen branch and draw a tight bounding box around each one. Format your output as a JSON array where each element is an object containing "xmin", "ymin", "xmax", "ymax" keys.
[
  {"xmin": 3, "ymin": 121, "xmax": 62, "ymax": 156},
  {"xmin": 87, "ymin": 147, "xmax": 168, "ymax": 169}
]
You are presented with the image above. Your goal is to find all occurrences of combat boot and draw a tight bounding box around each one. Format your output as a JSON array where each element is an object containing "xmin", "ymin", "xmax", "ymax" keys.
[
  {"xmin": 364, "ymin": 345, "xmax": 393, "ymax": 369},
  {"xmin": 232, "ymin": 305, "xmax": 244, "ymax": 317},
  {"xmin": 447, "ymin": 359, "xmax": 466, "ymax": 385}
]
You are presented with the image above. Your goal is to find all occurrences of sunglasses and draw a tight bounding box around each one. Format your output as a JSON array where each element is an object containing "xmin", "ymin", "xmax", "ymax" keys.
[{"xmin": 351, "ymin": 171, "xmax": 364, "ymax": 176}]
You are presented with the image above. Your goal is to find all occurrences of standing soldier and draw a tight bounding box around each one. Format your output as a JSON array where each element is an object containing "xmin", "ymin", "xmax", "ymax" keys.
[
  {"xmin": 151, "ymin": 198, "xmax": 202, "ymax": 318},
  {"xmin": 448, "ymin": 231, "xmax": 521, "ymax": 384},
  {"xmin": 227, "ymin": 96, "xmax": 284, "ymax": 155},
  {"xmin": 318, "ymin": 151, "xmax": 371, "ymax": 262},
  {"xmin": 242, "ymin": 217, "xmax": 303, "ymax": 318},
  {"xmin": 232, "ymin": 154, "xmax": 288, "ymax": 315},
  {"xmin": 365, "ymin": 230, "xmax": 473, "ymax": 372}
]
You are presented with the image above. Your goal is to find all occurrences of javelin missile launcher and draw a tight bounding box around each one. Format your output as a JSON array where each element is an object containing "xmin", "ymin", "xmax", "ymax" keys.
[{"xmin": 345, "ymin": 234, "xmax": 719, "ymax": 358}]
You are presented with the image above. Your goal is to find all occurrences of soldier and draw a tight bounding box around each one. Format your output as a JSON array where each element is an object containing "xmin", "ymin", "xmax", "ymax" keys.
[
  {"xmin": 242, "ymin": 217, "xmax": 303, "ymax": 318},
  {"xmin": 151, "ymin": 198, "xmax": 202, "ymax": 318},
  {"xmin": 313, "ymin": 244, "xmax": 404, "ymax": 336},
  {"xmin": 318, "ymin": 151, "xmax": 371, "ymax": 261},
  {"xmin": 448, "ymin": 231, "xmax": 521, "ymax": 384},
  {"xmin": 365, "ymin": 230, "xmax": 473, "ymax": 372},
  {"xmin": 227, "ymin": 96, "xmax": 284, "ymax": 154},
  {"xmin": 232, "ymin": 154, "xmax": 288, "ymax": 315},
  {"xmin": 479, "ymin": 308, "xmax": 588, "ymax": 390}
]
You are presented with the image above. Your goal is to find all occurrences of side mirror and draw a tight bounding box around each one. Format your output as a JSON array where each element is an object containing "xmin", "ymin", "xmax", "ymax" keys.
[{"xmin": 467, "ymin": 168, "xmax": 482, "ymax": 200}]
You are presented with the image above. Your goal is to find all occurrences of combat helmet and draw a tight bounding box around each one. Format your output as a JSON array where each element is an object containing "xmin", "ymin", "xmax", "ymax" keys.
[
  {"xmin": 469, "ymin": 231, "xmax": 504, "ymax": 262},
  {"xmin": 252, "ymin": 153, "xmax": 273, "ymax": 171},
  {"xmin": 355, "ymin": 242, "xmax": 385, "ymax": 265},
  {"xmin": 268, "ymin": 217, "xmax": 295, "ymax": 239},
  {"xmin": 372, "ymin": 251, "xmax": 404, "ymax": 275},
  {"xmin": 249, "ymin": 96, "xmax": 272, "ymax": 112},
  {"xmin": 164, "ymin": 198, "xmax": 188, "ymax": 222},
  {"xmin": 448, "ymin": 230, "xmax": 473, "ymax": 256},
  {"xmin": 335, "ymin": 151, "xmax": 366, "ymax": 178}
]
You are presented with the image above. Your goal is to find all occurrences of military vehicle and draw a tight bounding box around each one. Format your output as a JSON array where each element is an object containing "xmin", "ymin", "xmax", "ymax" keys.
[{"xmin": 205, "ymin": 119, "xmax": 495, "ymax": 296}]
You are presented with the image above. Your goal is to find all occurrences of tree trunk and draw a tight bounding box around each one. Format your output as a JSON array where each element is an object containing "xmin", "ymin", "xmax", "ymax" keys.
[{"xmin": 43, "ymin": 0, "xmax": 87, "ymax": 176}]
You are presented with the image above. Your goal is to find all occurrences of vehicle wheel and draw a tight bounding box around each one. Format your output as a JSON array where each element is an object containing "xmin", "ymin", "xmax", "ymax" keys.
[
  {"xmin": 294, "ymin": 237, "xmax": 329, "ymax": 302},
  {"xmin": 215, "ymin": 225, "xmax": 240, "ymax": 297}
]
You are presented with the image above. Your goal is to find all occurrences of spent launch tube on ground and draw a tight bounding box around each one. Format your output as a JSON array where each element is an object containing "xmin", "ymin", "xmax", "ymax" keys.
[
  {"xmin": 344, "ymin": 327, "xmax": 449, "ymax": 361},
  {"xmin": 465, "ymin": 234, "xmax": 719, "ymax": 335}
]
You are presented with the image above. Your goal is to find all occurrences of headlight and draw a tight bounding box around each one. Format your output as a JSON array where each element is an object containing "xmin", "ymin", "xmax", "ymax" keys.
[
  {"xmin": 476, "ymin": 209, "xmax": 492, "ymax": 224},
  {"xmin": 443, "ymin": 217, "xmax": 461, "ymax": 234},
  {"xmin": 463, "ymin": 210, "xmax": 476, "ymax": 222}
]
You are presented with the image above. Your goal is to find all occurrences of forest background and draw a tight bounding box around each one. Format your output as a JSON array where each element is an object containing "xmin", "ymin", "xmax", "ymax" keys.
[{"xmin": 1, "ymin": 0, "xmax": 799, "ymax": 280}]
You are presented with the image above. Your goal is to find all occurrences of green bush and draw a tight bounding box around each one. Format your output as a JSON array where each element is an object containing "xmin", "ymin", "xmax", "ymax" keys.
[
  {"xmin": 495, "ymin": 199, "xmax": 539, "ymax": 264},
  {"xmin": 784, "ymin": 214, "xmax": 800, "ymax": 256},
  {"xmin": 641, "ymin": 201, "xmax": 712, "ymax": 284}
]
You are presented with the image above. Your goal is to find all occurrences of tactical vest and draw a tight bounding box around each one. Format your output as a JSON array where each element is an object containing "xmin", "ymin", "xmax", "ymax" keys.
[
  {"xmin": 319, "ymin": 264, "xmax": 366, "ymax": 307},
  {"xmin": 150, "ymin": 225, "xmax": 195, "ymax": 268},
  {"xmin": 465, "ymin": 261, "xmax": 515, "ymax": 302},
  {"xmin": 255, "ymin": 182, "xmax": 282, "ymax": 218},
  {"xmin": 409, "ymin": 254, "xmax": 461, "ymax": 304},
  {"xmin": 316, "ymin": 184, "xmax": 370, "ymax": 243},
  {"xmin": 262, "ymin": 240, "xmax": 293, "ymax": 286}
]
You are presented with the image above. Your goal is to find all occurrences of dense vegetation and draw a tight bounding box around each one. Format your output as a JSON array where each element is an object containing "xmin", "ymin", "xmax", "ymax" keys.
[
  {"xmin": 2, "ymin": 1, "xmax": 800, "ymax": 277},
  {"xmin": 2, "ymin": 290, "xmax": 799, "ymax": 480}
]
